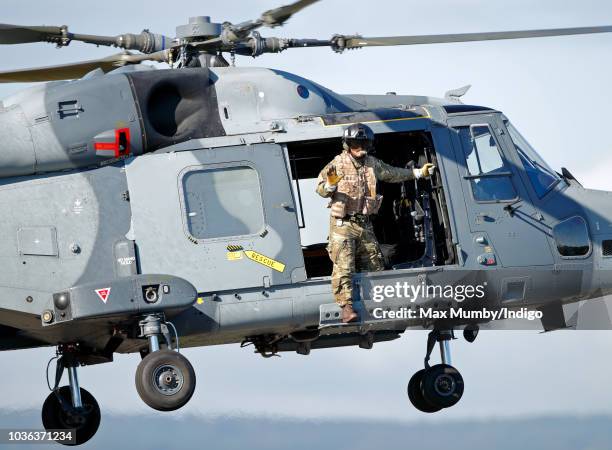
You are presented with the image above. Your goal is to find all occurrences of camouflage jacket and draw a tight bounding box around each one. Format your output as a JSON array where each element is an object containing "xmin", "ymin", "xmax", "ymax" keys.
[{"xmin": 316, "ymin": 151, "xmax": 415, "ymax": 218}]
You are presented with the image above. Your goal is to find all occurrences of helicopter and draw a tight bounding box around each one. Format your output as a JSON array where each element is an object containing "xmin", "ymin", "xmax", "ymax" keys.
[{"xmin": 1, "ymin": 0, "xmax": 612, "ymax": 445}]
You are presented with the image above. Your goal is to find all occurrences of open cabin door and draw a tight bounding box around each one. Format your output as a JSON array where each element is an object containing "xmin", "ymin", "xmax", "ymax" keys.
[
  {"xmin": 447, "ymin": 114, "xmax": 554, "ymax": 267},
  {"xmin": 126, "ymin": 143, "xmax": 307, "ymax": 293}
]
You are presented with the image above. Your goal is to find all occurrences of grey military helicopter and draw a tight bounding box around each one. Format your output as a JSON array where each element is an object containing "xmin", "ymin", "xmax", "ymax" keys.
[{"xmin": 1, "ymin": 0, "xmax": 612, "ymax": 444}]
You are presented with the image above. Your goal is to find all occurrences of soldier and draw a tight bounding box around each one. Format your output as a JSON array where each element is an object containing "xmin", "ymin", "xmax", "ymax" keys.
[{"xmin": 316, "ymin": 123, "xmax": 435, "ymax": 323}]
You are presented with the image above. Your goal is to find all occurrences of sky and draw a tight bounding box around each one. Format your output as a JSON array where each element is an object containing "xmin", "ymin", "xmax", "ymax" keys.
[{"xmin": 1, "ymin": 0, "xmax": 612, "ymax": 428}]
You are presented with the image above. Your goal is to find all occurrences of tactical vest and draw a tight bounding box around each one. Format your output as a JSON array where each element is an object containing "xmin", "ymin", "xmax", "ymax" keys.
[{"xmin": 329, "ymin": 152, "xmax": 380, "ymax": 218}]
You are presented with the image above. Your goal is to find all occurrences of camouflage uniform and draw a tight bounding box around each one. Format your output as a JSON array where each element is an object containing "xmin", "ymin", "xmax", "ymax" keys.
[{"xmin": 316, "ymin": 150, "xmax": 416, "ymax": 306}]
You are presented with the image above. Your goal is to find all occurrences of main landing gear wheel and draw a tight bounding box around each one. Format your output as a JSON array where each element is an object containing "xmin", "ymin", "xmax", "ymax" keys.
[
  {"xmin": 135, "ymin": 349, "xmax": 196, "ymax": 411},
  {"xmin": 407, "ymin": 369, "xmax": 442, "ymax": 413},
  {"xmin": 408, "ymin": 330, "xmax": 465, "ymax": 412},
  {"xmin": 41, "ymin": 386, "xmax": 100, "ymax": 446},
  {"xmin": 420, "ymin": 364, "xmax": 464, "ymax": 409}
]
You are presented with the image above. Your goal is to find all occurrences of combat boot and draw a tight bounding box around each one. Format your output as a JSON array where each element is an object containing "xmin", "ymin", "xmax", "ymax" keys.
[{"xmin": 342, "ymin": 304, "xmax": 359, "ymax": 323}]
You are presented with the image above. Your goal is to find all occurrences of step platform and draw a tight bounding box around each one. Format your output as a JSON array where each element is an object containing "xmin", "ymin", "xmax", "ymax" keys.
[{"xmin": 319, "ymin": 301, "xmax": 412, "ymax": 331}]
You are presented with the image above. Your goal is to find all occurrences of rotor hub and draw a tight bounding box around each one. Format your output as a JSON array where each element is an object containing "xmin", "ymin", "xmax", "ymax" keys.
[{"xmin": 175, "ymin": 16, "xmax": 222, "ymax": 42}]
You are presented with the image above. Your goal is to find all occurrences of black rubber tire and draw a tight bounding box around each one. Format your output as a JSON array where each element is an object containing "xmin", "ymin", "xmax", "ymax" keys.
[
  {"xmin": 135, "ymin": 349, "xmax": 196, "ymax": 411},
  {"xmin": 41, "ymin": 386, "xmax": 101, "ymax": 446},
  {"xmin": 407, "ymin": 369, "xmax": 442, "ymax": 413},
  {"xmin": 421, "ymin": 364, "xmax": 464, "ymax": 409}
]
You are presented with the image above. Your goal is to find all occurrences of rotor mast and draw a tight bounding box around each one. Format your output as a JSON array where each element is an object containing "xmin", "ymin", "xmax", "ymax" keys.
[{"xmin": 174, "ymin": 16, "xmax": 228, "ymax": 68}]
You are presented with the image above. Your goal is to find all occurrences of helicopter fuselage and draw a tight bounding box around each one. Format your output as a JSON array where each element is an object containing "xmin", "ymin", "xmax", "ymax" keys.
[{"xmin": 0, "ymin": 65, "xmax": 610, "ymax": 358}]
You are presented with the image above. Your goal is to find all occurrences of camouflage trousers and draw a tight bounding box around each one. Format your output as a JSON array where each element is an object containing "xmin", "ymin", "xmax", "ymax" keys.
[{"xmin": 327, "ymin": 215, "xmax": 385, "ymax": 306}]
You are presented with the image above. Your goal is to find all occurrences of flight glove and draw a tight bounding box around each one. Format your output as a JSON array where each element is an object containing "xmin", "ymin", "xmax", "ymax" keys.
[
  {"xmin": 413, "ymin": 163, "xmax": 436, "ymax": 179},
  {"xmin": 325, "ymin": 167, "xmax": 343, "ymax": 192}
]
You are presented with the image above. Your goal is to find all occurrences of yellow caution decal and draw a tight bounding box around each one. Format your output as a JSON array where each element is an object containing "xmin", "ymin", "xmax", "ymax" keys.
[
  {"xmin": 243, "ymin": 250, "xmax": 286, "ymax": 273},
  {"xmin": 226, "ymin": 244, "xmax": 245, "ymax": 261},
  {"xmin": 227, "ymin": 251, "xmax": 243, "ymax": 261}
]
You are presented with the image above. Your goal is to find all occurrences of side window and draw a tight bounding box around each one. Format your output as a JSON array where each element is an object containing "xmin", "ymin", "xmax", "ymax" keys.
[
  {"xmin": 182, "ymin": 165, "xmax": 264, "ymax": 239},
  {"xmin": 553, "ymin": 216, "xmax": 591, "ymax": 258},
  {"xmin": 460, "ymin": 125, "xmax": 517, "ymax": 202}
]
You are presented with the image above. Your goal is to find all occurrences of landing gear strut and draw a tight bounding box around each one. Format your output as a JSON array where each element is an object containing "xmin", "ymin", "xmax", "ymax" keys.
[
  {"xmin": 135, "ymin": 314, "xmax": 196, "ymax": 411},
  {"xmin": 407, "ymin": 330, "xmax": 464, "ymax": 413},
  {"xmin": 42, "ymin": 345, "xmax": 101, "ymax": 446}
]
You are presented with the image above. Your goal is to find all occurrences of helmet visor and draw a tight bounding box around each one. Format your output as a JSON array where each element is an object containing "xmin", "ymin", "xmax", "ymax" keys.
[{"xmin": 346, "ymin": 138, "xmax": 371, "ymax": 151}]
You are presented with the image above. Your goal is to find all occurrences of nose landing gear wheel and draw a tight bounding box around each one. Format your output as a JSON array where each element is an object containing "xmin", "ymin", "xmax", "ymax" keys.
[
  {"xmin": 135, "ymin": 349, "xmax": 196, "ymax": 411},
  {"xmin": 420, "ymin": 364, "xmax": 464, "ymax": 409},
  {"xmin": 41, "ymin": 386, "xmax": 101, "ymax": 446},
  {"xmin": 407, "ymin": 369, "xmax": 442, "ymax": 413}
]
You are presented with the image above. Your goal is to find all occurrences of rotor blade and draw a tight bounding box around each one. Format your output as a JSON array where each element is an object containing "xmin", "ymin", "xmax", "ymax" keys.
[
  {"xmin": 0, "ymin": 51, "xmax": 168, "ymax": 83},
  {"xmin": 0, "ymin": 23, "xmax": 174, "ymax": 53},
  {"xmin": 0, "ymin": 24, "xmax": 64, "ymax": 44},
  {"xmin": 343, "ymin": 26, "xmax": 612, "ymax": 49},
  {"xmin": 227, "ymin": 0, "xmax": 320, "ymax": 38},
  {"xmin": 237, "ymin": 24, "xmax": 612, "ymax": 56},
  {"xmin": 261, "ymin": 0, "xmax": 320, "ymax": 27}
]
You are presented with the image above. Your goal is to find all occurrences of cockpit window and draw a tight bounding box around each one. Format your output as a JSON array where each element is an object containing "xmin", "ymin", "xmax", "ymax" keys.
[
  {"xmin": 469, "ymin": 125, "xmax": 505, "ymax": 174},
  {"xmin": 459, "ymin": 125, "xmax": 517, "ymax": 202},
  {"xmin": 505, "ymin": 122, "xmax": 561, "ymax": 198}
]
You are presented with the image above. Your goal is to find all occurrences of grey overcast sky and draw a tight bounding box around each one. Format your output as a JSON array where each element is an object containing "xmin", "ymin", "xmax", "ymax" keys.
[{"xmin": 2, "ymin": 0, "xmax": 612, "ymax": 425}]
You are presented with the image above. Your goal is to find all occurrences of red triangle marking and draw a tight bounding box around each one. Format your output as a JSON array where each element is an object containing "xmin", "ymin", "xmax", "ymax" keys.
[{"xmin": 95, "ymin": 288, "xmax": 111, "ymax": 304}]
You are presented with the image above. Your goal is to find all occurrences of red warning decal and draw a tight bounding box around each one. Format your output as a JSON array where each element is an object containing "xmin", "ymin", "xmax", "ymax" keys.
[
  {"xmin": 94, "ymin": 128, "xmax": 131, "ymax": 158},
  {"xmin": 95, "ymin": 288, "xmax": 111, "ymax": 304}
]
